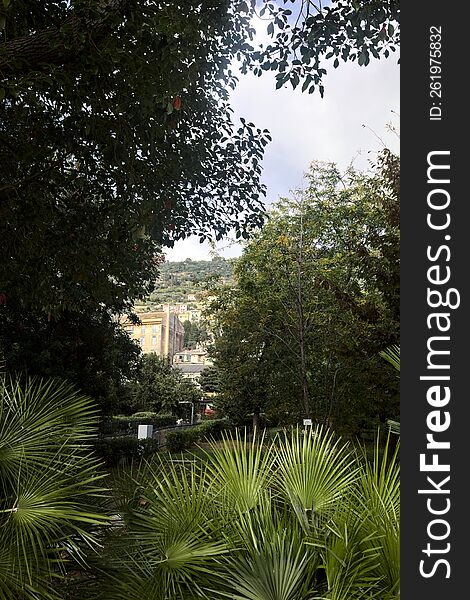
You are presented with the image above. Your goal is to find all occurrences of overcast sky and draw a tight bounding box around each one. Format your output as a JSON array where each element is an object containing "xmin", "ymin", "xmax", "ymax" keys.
[{"xmin": 166, "ymin": 30, "xmax": 400, "ymax": 262}]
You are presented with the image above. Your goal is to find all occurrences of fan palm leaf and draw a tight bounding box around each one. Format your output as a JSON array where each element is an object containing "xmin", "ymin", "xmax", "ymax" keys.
[
  {"xmin": 101, "ymin": 456, "xmax": 227, "ymax": 599},
  {"xmin": 275, "ymin": 426, "xmax": 359, "ymax": 533},
  {"xmin": 0, "ymin": 376, "xmax": 108, "ymax": 598},
  {"xmin": 353, "ymin": 434, "xmax": 400, "ymax": 596},
  {"xmin": 201, "ymin": 429, "xmax": 276, "ymax": 513}
]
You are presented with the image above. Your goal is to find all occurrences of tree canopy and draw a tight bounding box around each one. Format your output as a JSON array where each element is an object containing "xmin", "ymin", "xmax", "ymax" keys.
[
  {"xmin": 129, "ymin": 353, "xmax": 201, "ymax": 414},
  {"xmin": 1, "ymin": 0, "xmax": 399, "ymax": 402},
  {"xmin": 209, "ymin": 151, "xmax": 400, "ymax": 431}
]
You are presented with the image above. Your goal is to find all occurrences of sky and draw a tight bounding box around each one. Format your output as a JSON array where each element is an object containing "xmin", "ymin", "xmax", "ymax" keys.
[{"xmin": 166, "ymin": 25, "xmax": 400, "ymax": 262}]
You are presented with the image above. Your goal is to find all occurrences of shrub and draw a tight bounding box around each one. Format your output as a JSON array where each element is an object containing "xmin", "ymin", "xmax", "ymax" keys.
[
  {"xmin": 166, "ymin": 428, "xmax": 198, "ymax": 453},
  {"xmin": 93, "ymin": 437, "xmax": 161, "ymax": 467},
  {"xmin": 99, "ymin": 413, "xmax": 176, "ymax": 436},
  {"xmin": 134, "ymin": 412, "xmax": 176, "ymax": 428},
  {"xmin": 166, "ymin": 419, "xmax": 232, "ymax": 453},
  {"xmin": 102, "ymin": 428, "xmax": 400, "ymax": 600},
  {"xmin": 196, "ymin": 418, "xmax": 232, "ymax": 440}
]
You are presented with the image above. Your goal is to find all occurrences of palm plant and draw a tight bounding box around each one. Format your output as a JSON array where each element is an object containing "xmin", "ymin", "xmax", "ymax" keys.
[
  {"xmin": 275, "ymin": 425, "xmax": 359, "ymax": 534},
  {"xmin": 100, "ymin": 426, "xmax": 399, "ymax": 600},
  {"xmin": 0, "ymin": 376, "xmax": 109, "ymax": 599}
]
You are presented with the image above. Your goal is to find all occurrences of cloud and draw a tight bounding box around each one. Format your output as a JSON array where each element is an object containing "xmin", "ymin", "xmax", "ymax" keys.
[{"xmin": 166, "ymin": 47, "xmax": 399, "ymax": 262}]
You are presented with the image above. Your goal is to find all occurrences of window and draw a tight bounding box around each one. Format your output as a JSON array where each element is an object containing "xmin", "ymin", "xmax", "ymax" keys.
[
  {"xmin": 141, "ymin": 325, "xmax": 146, "ymax": 334},
  {"xmin": 152, "ymin": 336, "xmax": 157, "ymax": 346},
  {"xmin": 129, "ymin": 325, "xmax": 134, "ymax": 334},
  {"xmin": 140, "ymin": 337, "xmax": 145, "ymax": 346},
  {"xmin": 152, "ymin": 324, "xmax": 157, "ymax": 333}
]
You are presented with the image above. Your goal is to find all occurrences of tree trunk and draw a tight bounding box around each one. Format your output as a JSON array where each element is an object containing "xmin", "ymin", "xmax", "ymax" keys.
[
  {"xmin": 296, "ymin": 205, "xmax": 312, "ymax": 419},
  {"xmin": 0, "ymin": 0, "xmax": 130, "ymax": 77}
]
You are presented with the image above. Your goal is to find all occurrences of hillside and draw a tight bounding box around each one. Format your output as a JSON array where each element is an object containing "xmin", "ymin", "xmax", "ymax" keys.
[{"xmin": 136, "ymin": 258, "xmax": 235, "ymax": 309}]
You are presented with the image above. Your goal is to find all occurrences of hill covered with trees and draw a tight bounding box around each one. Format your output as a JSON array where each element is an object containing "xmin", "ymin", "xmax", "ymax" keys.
[{"xmin": 139, "ymin": 258, "xmax": 235, "ymax": 307}]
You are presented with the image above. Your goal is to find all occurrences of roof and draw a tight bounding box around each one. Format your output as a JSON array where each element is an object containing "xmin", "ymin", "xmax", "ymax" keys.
[{"xmin": 175, "ymin": 364, "xmax": 206, "ymax": 375}]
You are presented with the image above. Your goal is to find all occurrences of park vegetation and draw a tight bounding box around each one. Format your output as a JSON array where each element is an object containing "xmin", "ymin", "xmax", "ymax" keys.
[
  {"xmin": 209, "ymin": 152, "xmax": 400, "ymax": 436},
  {"xmin": 1, "ymin": 1, "xmax": 400, "ymax": 598}
]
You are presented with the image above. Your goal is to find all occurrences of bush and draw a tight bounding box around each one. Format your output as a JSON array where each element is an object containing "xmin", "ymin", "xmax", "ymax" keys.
[
  {"xmin": 196, "ymin": 418, "xmax": 232, "ymax": 440},
  {"xmin": 166, "ymin": 419, "xmax": 232, "ymax": 453},
  {"xmin": 93, "ymin": 437, "xmax": 161, "ymax": 467},
  {"xmin": 134, "ymin": 412, "xmax": 176, "ymax": 428},
  {"xmin": 99, "ymin": 413, "xmax": 176, "ymax": 436},
  {"xmin": 166, "ymin": 429, "xmax": 198, "ymax": 453}
]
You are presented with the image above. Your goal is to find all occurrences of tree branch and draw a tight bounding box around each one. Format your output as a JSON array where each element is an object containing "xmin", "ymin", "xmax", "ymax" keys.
[{"xmin": 0, "ymin": 0, "xmax": 131, "ymax": 79}]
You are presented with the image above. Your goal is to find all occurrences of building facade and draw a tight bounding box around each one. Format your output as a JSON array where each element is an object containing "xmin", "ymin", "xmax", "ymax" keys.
[
  {"xmin": 173, "ymin": 348, "xmax": 212, "ymax": 382},
  {"xmin": 122, "ymin": 307, "xmax": 184, "ymax": 358}
]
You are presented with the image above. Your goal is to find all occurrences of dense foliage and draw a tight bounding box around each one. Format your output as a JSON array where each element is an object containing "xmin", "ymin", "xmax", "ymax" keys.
[
  {"xmin": 198, "ymin": 365, "xmax": 222, "ymax": 394},
  {"xmin": 0, "ymin": 307, "xmax": 141, "ymax": 413},
  {"xmin": 210, "ymin": 152, "xmax": 400, "ymax": 433},
  {"xmin": 181, "ymin": 319, "xmax": 209, "ymax": 349},
  {"xmin": 0, "ymin": 377, "xmax": 108, "ymax": 600},
  {"xmin": 143, "ymin": 258, "xmax": 235, "ymax": 306},
  {"xmin": 125, "ymin": 353, "xmax": 201, "ymax": 414},
  {"xmin": 97, "ymin": 427, "xmax": 400, "ymax": 600}
]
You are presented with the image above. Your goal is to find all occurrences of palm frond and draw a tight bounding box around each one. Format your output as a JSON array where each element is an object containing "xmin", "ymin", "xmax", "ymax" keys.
[
  {"xmin": 354, "ymin": 434, "xmax": 400, "ymax": 596},
  {"xmin": 214, "ymin": 530, "xmax": 312, "ymax": 600},
  {"xmin": 201, "ymin": 429, "xmax": 276, "ymax": 513},
  {"xmin": 101, "ymin": 456, "xmax": 227, "ymax": 599},
  {"xmin": 380, "ymin": 345, "xmax": 400, "ymax": 372},
  {"xmin": 0, "ymin": 376, "xmax": 108, "ymax": 598},
  {"xmin": 309, "ymin": 514, "xmax": 382, "ymax": 600},
  {"xmin": 276, "ymin": 426, "xmax": 359, "ymax": 533}
]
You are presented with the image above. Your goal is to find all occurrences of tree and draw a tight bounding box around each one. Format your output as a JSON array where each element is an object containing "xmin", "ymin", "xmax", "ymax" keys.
[
  {"xmin": 210, "ymin": 152, "xmax": 400, "ymax": 430},
  {"xmin": 183, "ymin": 319, "xmax": 209, "ymax": 349},
  {"xmin": 244, "ymin": 0, "xmax": 400, "ymax": 96},
  {"xmin": 130, "ymin": 353, "xmax": 201, "ymax": 414},
  {"xmin": 1, "ymin": 0, "xmax": 399, "ymax": 401},
  {"xmin": 199, "ymin": 365, "xmax": 221, "ymax": 394},
  {"xmin": 1, "ymin": 1, "xmax": 270, "ymax": 317},
  {"xmin": 0, "ymin": 1, "xmax": 269, "ymax": 399},
  {"xmin": 0, "ymin": 303, "xmax": 142, "ymax": 414}
]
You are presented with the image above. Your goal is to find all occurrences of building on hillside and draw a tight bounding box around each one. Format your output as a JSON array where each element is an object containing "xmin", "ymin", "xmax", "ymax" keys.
[
  {"xmin": 121, "ymin": 307, "xmax": 184, "ymax": 358},
  {"xmin": 174, "ymin": 362, "xmax": 207, "ymax": 383},
  {"xmin": 173, "ymin": 347, "xmax": 212, "ymax": 366},
  {"xmin": 173, "ymin": 348, "xmax": 212, "ymax": 383},
  {"xmin": 165, "ymin": 303, "xmax": 203, "ymax": 323}
]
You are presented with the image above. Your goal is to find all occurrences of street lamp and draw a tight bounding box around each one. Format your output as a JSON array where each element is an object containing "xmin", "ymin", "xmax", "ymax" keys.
[{"xmin": 178, "ymin": 401, "xmax": 194, "ymax": 425}]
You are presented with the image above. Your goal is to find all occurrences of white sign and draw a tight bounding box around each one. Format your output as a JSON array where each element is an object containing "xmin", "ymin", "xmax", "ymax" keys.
[
  {"xmin": 138, "ymin": 424, "xmax": 154, "ymax": 439},
  {"xmin": 303, "ymin": 419, "xmax": 312, "ymax": 426}
]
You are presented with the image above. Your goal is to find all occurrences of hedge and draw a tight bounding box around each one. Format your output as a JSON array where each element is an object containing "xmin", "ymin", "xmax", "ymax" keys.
[
  {"xmin": 99, "ymin": 413, "xmax": 176, "ymax": 436},
  {"xmin": 93, "ymin": 437, "xmax": 161, "ymax": 467},
  {"xmin": 166, "ymin": 419, "xmax": 232, "ymax": 453}
]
